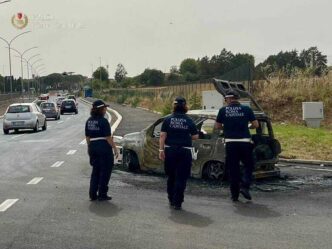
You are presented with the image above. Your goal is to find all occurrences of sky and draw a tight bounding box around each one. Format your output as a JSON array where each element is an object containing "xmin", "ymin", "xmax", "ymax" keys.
[{"xmin": 0, "ymin": 0, "xmax": 331, "ymax": 78}]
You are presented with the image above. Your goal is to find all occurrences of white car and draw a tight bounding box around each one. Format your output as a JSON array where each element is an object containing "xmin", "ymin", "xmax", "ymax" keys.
[{"xmin": 3, "ymin": 103, "xmax": 47, "ymax": 134}]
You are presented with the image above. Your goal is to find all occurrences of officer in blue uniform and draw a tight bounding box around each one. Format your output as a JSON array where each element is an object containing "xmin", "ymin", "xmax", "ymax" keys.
[
  {"xmin": 159, "ymin": 97, "xmax": 199, "ymax": 210},
  {"xmin": 215, "ymin": 90, "xmax": 259, "ymax": 202},
  {"xmin": 85, "ymin": 100, "xmax": 119, "ymax": 201}
]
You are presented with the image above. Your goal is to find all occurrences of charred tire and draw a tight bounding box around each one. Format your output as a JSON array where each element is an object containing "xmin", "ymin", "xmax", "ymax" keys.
[
  {"xmin": 123, "ymin": 150, "xmax": 140, "ymax": 172},
  {"xmin": 3, "ymin": 129, "xmax": 9, "ymax": 135},
  {"xmin": 202, "ymin": 161, "xmax": 225, "ymax": 180}
]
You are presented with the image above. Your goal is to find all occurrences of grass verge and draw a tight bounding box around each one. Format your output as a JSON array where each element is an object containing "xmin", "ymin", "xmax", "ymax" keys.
[{"xmin": 274, "ymin": 123, "xmax": 332, "ymax": 161}]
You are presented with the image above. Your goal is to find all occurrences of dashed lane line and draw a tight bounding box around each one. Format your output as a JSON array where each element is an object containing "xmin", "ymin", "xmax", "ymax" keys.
[
  {"xmin": 57, "ymin": 121, "xmax": 64, "ymax": 124},
  {"xmin": 67, "ymin": 150, "xmax": 77, "ymax": 155},
  {"xmin": 0, "ymin": 199, "xmax": 19, "ymax": 212},
  {"xmin": 51, "ymin": 161, "xmax": 64, "ymax": 168},
  {"xmin": 27, "ymin": 177, "xmax": 44, "ymax": 185},
  {"xmin": 80, "ymin": 139, "xmax": 87, "ymax": 145}
]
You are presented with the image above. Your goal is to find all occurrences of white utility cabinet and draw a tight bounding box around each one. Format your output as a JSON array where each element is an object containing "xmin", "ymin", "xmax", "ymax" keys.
[
  {"xmin": 202, "ymin": 90, "xmax": 224, "ymax": 110},
  {"xmin": 302, "ymin": 102, "xmax": 324, "ymax": 128}
]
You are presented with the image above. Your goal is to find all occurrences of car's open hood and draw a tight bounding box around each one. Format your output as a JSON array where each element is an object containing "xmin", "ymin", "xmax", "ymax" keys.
[{"xmin": 212, "ymin": 78, "xmax": 264, "ymax": 112}]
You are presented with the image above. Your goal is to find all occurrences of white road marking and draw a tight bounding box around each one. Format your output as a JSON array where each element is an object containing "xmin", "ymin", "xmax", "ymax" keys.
[
  {"xmin": 0, "ymin": 199, "xmax": 19, "ymax": 212},
  {"xmin": 80, "ymin": 139, "xmax": 87, "ymax": 145},
  {"xmin": 11, "ymin": 134, "xmax": 25, "ymax": 139},
  {"xmin": 51, "ymin": 161, "xmax": 64, "ymax": 168},
  {"xmin": 295, "ymin": 166, "xmax": 332, "ymax": 172},
  {"xmin": 57, "ymin": 121, "xmax": 64, "ymax": 124},
  {"xmin": 67, "ymin": 150, "xmax": 77, "ymax": 155},
  {"xmin": 21, "ymin": 140, "xmax": 50, "ymax": 143},
  {"xmin": 27, "ymin": 177, "xmax": 44, "ymax": 185}
]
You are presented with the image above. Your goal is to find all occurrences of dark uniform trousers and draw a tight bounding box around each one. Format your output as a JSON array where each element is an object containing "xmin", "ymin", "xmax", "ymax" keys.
[
  {"xmin": 89, "ymin": 141, "xmax": 114, "ymax": 199},
  {"xmin": 164, "ymin": 147, "xmax": 192, "ymax": 206},
  {"xmin": 225, "ymin": 142, "xmax": 254, "ymax": 198}
]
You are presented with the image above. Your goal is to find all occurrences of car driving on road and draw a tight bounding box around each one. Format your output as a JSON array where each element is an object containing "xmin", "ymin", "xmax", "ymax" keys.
[
  {"xmin": 3, "ymin": 103, "xmax": 47, "ymax": 134},
  {"xmin": 119, "ymin": 80, "xmax": 281, "ymax": 180},
  {"xmin": 60, "ymin": 99, "xmax": 78, "ymax": 114},
  {"xmin": 56, "ymin": 97, "xmax": 65, "ymax": 107},
  {"xmin": 40, "ymin": 102, "xmax": 61, "ymax": 120}
]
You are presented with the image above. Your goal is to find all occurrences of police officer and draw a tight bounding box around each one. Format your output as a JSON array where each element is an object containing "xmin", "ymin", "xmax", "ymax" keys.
[
  {"xmin": 85, "ymin": 100, "xmax": 119, "ymax": 201},
  {"xmin": 215, "ymin": 90, "xmax": 259, "ymax": 202},
  {"xmin": 159, "ymin": 97, "xmax": 199, "ymax": 210}
]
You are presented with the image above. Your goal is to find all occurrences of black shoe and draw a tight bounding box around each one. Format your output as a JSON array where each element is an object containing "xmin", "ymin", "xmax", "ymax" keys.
[
  {"xmin": 231, "ymin": 196, "xmax": 239, "ymax": 202},
  {"xmin": 173, "ymin": 205, "xmax": 182, "ymax": 210},
  {"xmin": 240, "ymin": 188, "xmax": 252, "ymax": 200},
  {"xmin": 90, "ymin": 197, "xmax": 98, "ymax": 201},
  {"xmin": 98, "ymin": 195, "xmax": 112, "ymax": 201}
]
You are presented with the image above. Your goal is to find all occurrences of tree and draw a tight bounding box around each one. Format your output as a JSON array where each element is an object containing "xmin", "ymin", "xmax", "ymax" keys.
[
  {"xmin": 300, "ymin": 47, "xmax": 327, "ymax": 76},
  {"xmin": 93, "ymin": 66, "xmax": 109, "ymax": 81},
  {"xmin": 114, "ymin": 63, "xmax": 127, "ymax": 83},
  {"xmin": 139, "ymin": 68, "xmax": 165, "ymax": 86},
  {"xmin": 180, "ymin": 58, "xmax": 198, "ymax": 75}
]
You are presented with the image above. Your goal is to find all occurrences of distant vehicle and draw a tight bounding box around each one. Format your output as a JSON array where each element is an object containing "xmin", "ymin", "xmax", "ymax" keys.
[
  {"xmin": 35, "ymin": 100, "xmax": 46, "ymax": 107},
  {"xmin": 39, "ymin": 94, "xmax": 49, "ymax": 101},
  {"xmin": 56, "ymin": 97, "xmax": 65, "ymax": 107},
  {"xmin": 119, "ymin": 79, "xmax": 281, "ymax": 180},
  {"xmin": 60, "ymin": 99, "xmax": 78, "ymax": 114},
  {"xmin": 3, "ymin": 103, "xmax": 47, "ymax": 134},
  {"xmin": 67, "ymin": 95, "xmax": 78, "ymax": 106},
  {"xmin": 40, "ymin": 102, "xmax": 61, "ymax": 120},
  {"xmin": 67, "ymin": 95, "xmax": 76, "ymax": 101}
]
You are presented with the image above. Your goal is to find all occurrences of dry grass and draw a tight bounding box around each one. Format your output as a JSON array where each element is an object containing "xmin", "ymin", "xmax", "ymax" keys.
[{"xmin": 253, "ymin": 74, "xmax": 332, "ymax": 128}]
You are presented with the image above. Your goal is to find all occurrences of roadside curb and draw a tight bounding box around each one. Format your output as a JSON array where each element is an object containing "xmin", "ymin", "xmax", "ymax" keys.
[
  {"xmin": 279, "ymin": 158, "xmax": 332, "ymax": 167},
  {"xmin": 79, "ymin": 98, "xmax": 123, "ymax": 134}
]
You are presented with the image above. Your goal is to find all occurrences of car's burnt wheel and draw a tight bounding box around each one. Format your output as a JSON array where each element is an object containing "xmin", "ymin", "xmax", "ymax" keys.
[
  {"xmin": 123, "ymin": 150, "xmax": 140, "ymax": 172},
  {"xmin": 3, "ymin": 129, "xmax": 9, "ymax": 135},
  {"xmin": 202, "ymin": 161, "xmax": 225, "ymax": 180}
]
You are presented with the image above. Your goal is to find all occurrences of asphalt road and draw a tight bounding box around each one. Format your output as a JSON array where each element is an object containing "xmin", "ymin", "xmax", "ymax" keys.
[{"xmin": 0, "ymin": 98, "xmax": 331, "ymax": 249}]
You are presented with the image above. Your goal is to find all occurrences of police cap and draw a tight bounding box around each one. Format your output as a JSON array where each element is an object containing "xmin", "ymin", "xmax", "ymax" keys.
[
  {"xmin": 225, "ymin": 90, "xmax": 240, "ymax": 99},
  {"xmin": 92, "ymin": 99, "xmax": 109, "ymax": 109},
  {"xmin": 173, "ymin": 96, "xmax": 186, "ymax": 106}
]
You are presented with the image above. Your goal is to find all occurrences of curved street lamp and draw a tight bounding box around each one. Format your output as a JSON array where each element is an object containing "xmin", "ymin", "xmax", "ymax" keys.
[
  {"xmin": 0, "ymin": 31, "xmax": 31, "ymax": 94},
  {"xmin": 9, "ymin": 46, "xmax": 38, "ymax": 93},
  {"xmin": 0, "ymin": 1, "xmax": 11, "ymax": 4}
]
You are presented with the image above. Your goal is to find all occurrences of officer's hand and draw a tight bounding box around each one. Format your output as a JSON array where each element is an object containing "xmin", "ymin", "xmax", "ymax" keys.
[{"xmin": 159, "ymin": 151, "xmax": 165, "ymax": 161}]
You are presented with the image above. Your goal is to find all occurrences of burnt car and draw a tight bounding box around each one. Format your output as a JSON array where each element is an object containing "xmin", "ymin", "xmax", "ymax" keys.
[{"xmin": 120, "ymin": 79, "xmax": 281, "ymax": 180}]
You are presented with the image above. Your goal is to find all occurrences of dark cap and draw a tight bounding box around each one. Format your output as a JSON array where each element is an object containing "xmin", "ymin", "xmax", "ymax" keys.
[
  {"xmin": 173, "ymin": 96, "xmax": 186, "ymax": 105},
  {"xmin": 92, "ymin": 99, "xmax": 109, "ymax": 109},
  {"xmin": 225, "ymin": 90, "xmax": 240, "ymax": 99}
]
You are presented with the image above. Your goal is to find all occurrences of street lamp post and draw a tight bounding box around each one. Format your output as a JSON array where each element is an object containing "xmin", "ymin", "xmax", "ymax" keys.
[
  {"xmin": 0, "ymin": 1, "xmax": 11, "ymax": 4},
  {"xmin": 0, "ymin": 31, "xmax": 31, "ymax": 96},
  {"xmin": 9, "ymin": 46, "xmax": 38, "ymax": 93}
]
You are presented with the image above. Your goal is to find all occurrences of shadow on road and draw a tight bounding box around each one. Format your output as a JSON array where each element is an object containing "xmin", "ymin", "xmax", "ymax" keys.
[
  {"xmin": 89, "ymin": 201, "xmax": 122, "ymax": 218},
  {"xmin": 233, "ymin": 202, "xmax": 281, "ymax": 218},
  {"xmin": 169, "ymin": 209, "xmax": 213, "ymax": 227}
]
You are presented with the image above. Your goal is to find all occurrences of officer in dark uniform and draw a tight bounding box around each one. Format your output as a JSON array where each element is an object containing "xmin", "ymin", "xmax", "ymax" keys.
[
  {"xmin": 85, "ymin": 100, "xmax": 119, "ymax": 201},
  {"xmin": 215, "ymin": 90, "xmax": 259, "ymax": 202},
  {"xmin": 159, "ymin": 97, "xmax": 199, "ymax": 210}
]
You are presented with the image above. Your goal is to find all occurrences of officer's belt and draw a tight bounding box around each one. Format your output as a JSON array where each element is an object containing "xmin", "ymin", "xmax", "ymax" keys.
[
  {"xmin": 90, "ymin": 137, "xmax": 107, "ymax": 142},
  {"xmin": 165, "ymin": 145, "xmax": 193, "ymax": 150},
  {"xmin": 225, "ymin": 138, "xmax": 252, "ymax": 143}
]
